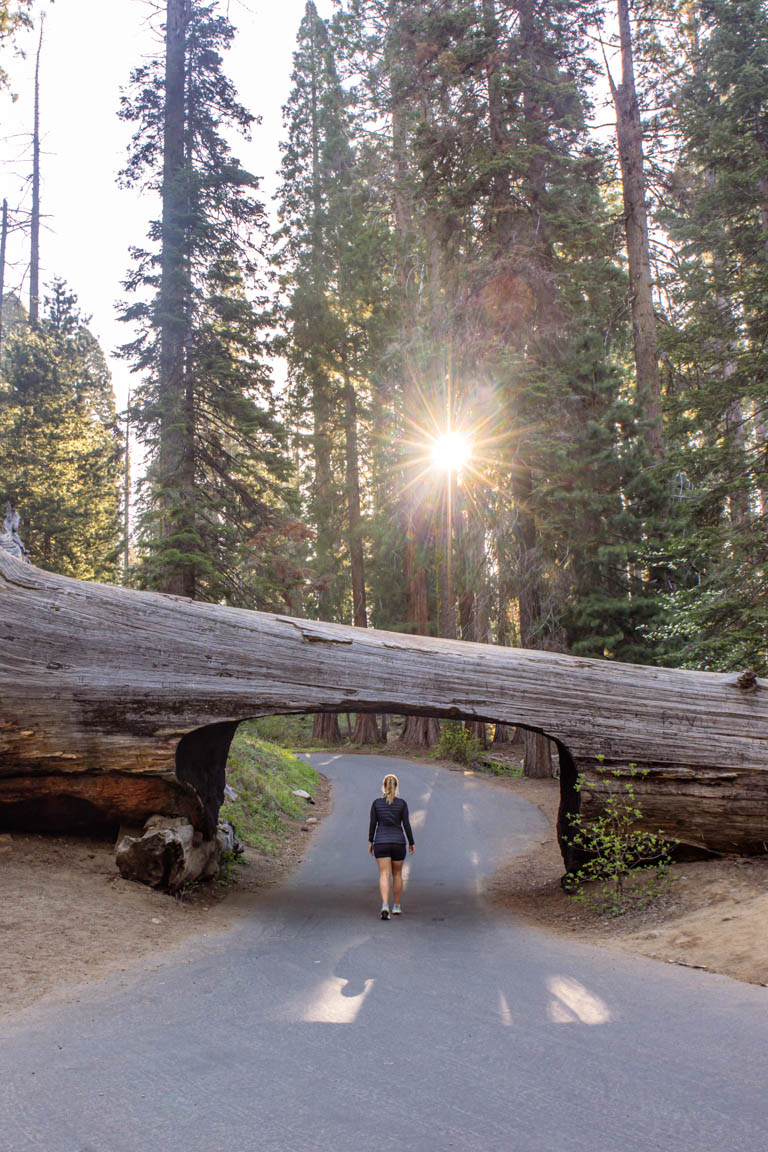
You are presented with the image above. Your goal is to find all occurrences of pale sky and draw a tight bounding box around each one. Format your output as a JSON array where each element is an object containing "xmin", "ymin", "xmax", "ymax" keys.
[{"xmin": 0, "ymin": 0, "xmax": 336, "ymax": 408}]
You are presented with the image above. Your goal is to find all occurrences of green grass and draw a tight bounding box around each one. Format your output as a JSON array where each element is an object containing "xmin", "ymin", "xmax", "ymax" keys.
[
  {"xmin": 220, "ymin": 722, "xmax": 321, "ymax": 855},
  {"xmin": 477, "ymin": 758, "xmax": 524, "ymax": 778},
  {"xmin": 249, "ymin": 713, "xmax": 318, "ymax": 747}
]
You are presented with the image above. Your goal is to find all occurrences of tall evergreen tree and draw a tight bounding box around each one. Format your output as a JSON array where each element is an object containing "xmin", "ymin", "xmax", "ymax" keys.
[
  {"xmin": 0, "ymin": 280, "xmax": 122, "ymax": 579},
  {"xmin": 120, "ymin": 0, "xmax": 298, "ymax": 607},
  {"xmin": 648, "ymin": 0, "xmax": 768, "ymax": 671}
]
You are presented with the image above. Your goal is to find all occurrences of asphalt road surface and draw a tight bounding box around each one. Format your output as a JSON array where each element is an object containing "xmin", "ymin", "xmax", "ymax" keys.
[{"xmin": 1, "ymin": 753, "xmax": 767, "ymax": 1152}]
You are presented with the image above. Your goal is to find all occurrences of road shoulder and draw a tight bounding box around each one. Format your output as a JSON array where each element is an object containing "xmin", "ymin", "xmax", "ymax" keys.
[{"xmin": 487, "ymin": 774, "xmax": 768, "ymax": 987}]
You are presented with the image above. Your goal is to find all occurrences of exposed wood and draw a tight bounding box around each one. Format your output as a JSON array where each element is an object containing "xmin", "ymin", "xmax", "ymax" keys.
[
  {"xmin": 3, "ymin": 552, "xmax": 768, "ymax": 862},
  {"xmin": 116, "ymin": 815, "xmax": 220, "ymax": 892}
]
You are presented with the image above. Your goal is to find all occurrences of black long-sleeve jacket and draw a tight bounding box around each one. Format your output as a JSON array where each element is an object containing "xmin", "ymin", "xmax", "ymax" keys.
[{"xmin": 368, "ymin": 797, "xmax": 414, "ymax": 846}]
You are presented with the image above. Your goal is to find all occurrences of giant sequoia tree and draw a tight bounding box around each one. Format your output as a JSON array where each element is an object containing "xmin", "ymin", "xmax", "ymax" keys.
[{"xmin": 120, "ymin": 0, "xmax": 296, "ymax": 606}]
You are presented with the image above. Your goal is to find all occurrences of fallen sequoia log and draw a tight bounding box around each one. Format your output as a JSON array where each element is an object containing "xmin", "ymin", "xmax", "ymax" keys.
[{"xmin": 2, "ymin": 548, "xmax": 768, "ymax": 874}]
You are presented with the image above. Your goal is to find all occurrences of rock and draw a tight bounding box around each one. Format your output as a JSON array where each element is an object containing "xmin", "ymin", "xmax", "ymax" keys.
[
  {"xmin": 306, "ymin": 817, "xmax": 318, "ymax": 825},
  {"xmin": 292, "ymin": 789, "xmax": 315, "ymax": 804},
  {"xmin": 115, "ymin": 815, "xmax": 220, "ymax": 892},
  {"xmin": 223, "ymin": 784, "xmax": 238, "ymax": 802}
]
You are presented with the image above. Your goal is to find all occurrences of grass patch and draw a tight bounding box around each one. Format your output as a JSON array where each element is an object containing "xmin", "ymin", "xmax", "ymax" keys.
[
  {"xmin": 477, "ymin": 758, "xmax": 524, "ymax": 778},
  {"xmin": 249, "ymin": 713, "xmax": 317, "ymax": 747},
  {"xmin": 221, "ymin": 722, "xmax": 321, "ymax": 855}
]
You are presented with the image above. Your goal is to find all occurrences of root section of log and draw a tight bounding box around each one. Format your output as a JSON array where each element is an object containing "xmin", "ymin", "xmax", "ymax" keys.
[{"xmin": 2, "ymin": 549, "xmax": 768, "ymax": 867}]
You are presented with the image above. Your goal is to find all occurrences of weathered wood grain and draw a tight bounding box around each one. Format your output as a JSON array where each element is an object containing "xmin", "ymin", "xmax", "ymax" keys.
[{"xmin": 2, "ymin": 549, "xmax": 768, "ymax": 861}]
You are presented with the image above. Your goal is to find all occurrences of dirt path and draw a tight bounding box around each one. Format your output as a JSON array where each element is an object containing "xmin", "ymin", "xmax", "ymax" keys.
[
  {"xmin": 0, "ymin": 775, "xmax": 331, "ymax": 1018},
  {"xmin": 487, "ymin": 774, "xmax": 768, "ymax": 987}
]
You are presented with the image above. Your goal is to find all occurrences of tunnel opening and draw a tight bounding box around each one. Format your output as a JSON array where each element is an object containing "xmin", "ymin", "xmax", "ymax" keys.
[{"xmin": 176, "ymin": 709, "xmax": 581, "ymax": 875}]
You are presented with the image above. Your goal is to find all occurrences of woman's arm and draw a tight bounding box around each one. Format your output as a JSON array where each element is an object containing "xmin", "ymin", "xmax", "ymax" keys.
[
  {"xmin": 368, "ymin": 800, "xmax": 378, "ymax": 846},
  {"xmin": 401, "ymin": 800, "xmax": 415, "ymax": 848}
]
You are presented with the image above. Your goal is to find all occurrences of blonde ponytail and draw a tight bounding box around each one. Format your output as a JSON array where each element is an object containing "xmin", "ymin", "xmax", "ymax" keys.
[{"xmin": 382, "ymin": 774, "xmax": 399, "ymax": 804}]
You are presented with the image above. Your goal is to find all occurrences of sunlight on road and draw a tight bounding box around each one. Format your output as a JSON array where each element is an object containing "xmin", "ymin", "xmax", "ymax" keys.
[
  {"xmin": 546, "ymin": 976, "xmax": 611, "ymax": 1026},
  {"xmin": 498, "ymin": 991, "xmax": 513, "ymax": 1027},
  {"xmin": 409, "ymin": 808, "xmax": 426, "ymax": 828},
  {"xmin": 302, "ymin": 976, "xmax": 375, "ymax": 1024}
]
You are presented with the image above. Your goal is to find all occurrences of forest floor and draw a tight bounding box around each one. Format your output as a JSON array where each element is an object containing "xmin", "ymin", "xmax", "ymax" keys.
[{"xmin": 0, "ymin": 773, "xmax": 332, "ymax": 1019}]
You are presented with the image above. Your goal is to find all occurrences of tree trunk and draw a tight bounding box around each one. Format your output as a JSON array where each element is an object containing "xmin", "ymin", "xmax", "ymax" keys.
[
  {"xmin": 353, "ymin": 713, "xmax": 384, "ymax": 745},
  {"xmin": 311, "ymin": 378, "xmax": 336, "ymax": 620},
  {"xmin": 4, "ymin": 550, "xmax": 768, "ymax": 860},
  {"xmin": 400, "ymin": 715, "xmax": 441, "ymax": 746},
  {"xmin": 29, "ymin": 16, "xmax": 43, "ymax": 327},
  {"xmin": 0, "ymin": 197, "xmax": 7, "ymax": 356},
  {"xmin": 388, "ymin": 10, "xmax": 439, "ymax": 748},
  {"xmin": 482, "ymin": 0, "xmax": 515, "ymax": 245},
  {"xmin": 123, "ymin": 391, "xmax": 131, "ymax": 583},
  {"xmin": 312, "ymin": 713, "xmax": 342, "ymax": 744},
  {"xmin": 342, "ymin": 358, "xmax": 381, "ymax": 746},
  {"xmin": 523, "ymin": 731, "xmax": 552, "ymax": 778},
  {"xmin": 608, "ymin": 0, "xmax": 664, "ymax": 459},
  {"xmin": 158, "ymin": 0, "xmax": 193, "ymax": 596}
]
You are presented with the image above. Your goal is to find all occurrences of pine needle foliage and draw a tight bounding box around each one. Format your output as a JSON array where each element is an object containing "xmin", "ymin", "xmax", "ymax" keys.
[{"xmin": 119, "ymin": 0, "xmax": 300, "ymax": 607}]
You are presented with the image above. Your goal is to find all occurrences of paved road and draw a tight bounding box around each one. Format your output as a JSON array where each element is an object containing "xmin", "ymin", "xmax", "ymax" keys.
[{"xmin": 1, "ymin": 753, "xmax": 767, "ymax": 1152}]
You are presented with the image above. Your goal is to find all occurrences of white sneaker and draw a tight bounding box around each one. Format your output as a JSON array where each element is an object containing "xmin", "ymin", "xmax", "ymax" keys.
[
  {"xmin": 392, "ymin": 904, "xmax": 402, "ymax": 915},
  {"xmin": 380, "ymin": 904, "xmax": 390, "ymax": 920}
]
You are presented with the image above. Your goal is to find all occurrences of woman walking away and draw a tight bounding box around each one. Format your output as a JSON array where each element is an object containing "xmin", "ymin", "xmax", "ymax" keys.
[{"xmin": 369, "ymin": 773, "xmax": 415, "ymax": 920}]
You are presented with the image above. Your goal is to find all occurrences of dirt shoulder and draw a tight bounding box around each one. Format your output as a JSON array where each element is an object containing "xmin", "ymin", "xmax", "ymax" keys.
[
  {"xmin": 487, "ymin": 775, "xmax": 768, "ymax": 987},
  {"xmin": 0, "ymin": 774, "xmax": 331, "ymax": 1019}
]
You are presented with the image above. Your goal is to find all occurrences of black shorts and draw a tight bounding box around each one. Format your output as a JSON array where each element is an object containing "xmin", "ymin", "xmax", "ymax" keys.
[{"xmin": 373, "ymin": 841, "xmax": 407, "ymax": 861}]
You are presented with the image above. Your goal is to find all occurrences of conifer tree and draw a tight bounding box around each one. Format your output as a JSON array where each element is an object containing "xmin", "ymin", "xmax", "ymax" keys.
[
  {"xmin": 648, "ymin": 0, "xmax": 768, "ymax": 671},
  {"xmin": 120, "ymin": 0, "xmax": 297, "ymax": 607},
  {"xmin": 0, "ymin": 280, "xmax": 122, "ymax": 579},
  {"xmin": 278, "ymin": 1, "xmax": 391, "ymax": 742}
]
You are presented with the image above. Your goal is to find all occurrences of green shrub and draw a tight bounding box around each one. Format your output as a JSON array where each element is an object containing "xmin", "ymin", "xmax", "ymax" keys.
[
  {"xmin": 564, "ymin": 768, "xmax": 675, "ymax": 916},
  {"xmin": 437, "ymin": 720, "xmax": 482, "ymax": 766}
]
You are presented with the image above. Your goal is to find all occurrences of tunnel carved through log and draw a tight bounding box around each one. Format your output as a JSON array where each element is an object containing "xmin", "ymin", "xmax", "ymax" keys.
[{"xmin": 2, "ymin": 548, "xmax": 768, "ymax": 863}]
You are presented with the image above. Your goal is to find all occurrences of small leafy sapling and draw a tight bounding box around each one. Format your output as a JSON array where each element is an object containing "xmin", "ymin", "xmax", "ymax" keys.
[{"xmin": 564, "ymin": 765, "xmax": 675, "ymax": 916}]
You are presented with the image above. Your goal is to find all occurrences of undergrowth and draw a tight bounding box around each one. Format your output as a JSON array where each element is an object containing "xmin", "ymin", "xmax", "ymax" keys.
[{"xmin": 221, "ymin": 722, "xmax": 320, "ymax": 855}]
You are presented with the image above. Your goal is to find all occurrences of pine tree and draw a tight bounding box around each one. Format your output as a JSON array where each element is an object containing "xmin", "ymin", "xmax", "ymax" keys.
[
  {"xmin": 646, "ymin": 0, "xmax": 768, "ymax": 671},
  {"xmin": 0, "ymin": 280, "xmax": 122, "ymax": 579},
  {"xmin": 120, "ymin": 0, "xmax": 298, "ymax": 607},
  {"xmin": 278, "ymin": 1, "xmax": 392, "ymax": 741}
]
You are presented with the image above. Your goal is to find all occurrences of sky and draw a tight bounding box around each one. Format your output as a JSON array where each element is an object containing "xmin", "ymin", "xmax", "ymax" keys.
[{"xmin": 1, "ymin": 0, "xmax": 336, "ymax": 408}]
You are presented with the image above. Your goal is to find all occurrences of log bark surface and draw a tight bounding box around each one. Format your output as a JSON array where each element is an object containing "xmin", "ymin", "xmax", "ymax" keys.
[{"xmin": 2, "ymin": 551, "xmax": 768, "ymax": 859}]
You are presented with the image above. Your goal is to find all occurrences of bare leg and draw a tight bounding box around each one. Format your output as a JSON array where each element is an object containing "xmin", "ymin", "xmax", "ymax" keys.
[
  {"xmin": 392, "ymin": 859, "xmax": 404, "ymax": 905},
  {"xmin": 377, "ymin": 857, "xmax": 392, "ymax": 905}
]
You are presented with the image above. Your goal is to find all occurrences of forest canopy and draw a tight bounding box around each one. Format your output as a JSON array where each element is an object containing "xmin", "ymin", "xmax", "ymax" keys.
[{"xmin": 2, "ymin": 0, "xmax": 767, "ymax": 705}]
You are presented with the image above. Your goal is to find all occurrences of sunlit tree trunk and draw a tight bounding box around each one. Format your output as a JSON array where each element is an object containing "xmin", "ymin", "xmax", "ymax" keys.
[{"xmin": 607, "ymin": 0, "xmax": 664, "ymax": 459}]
